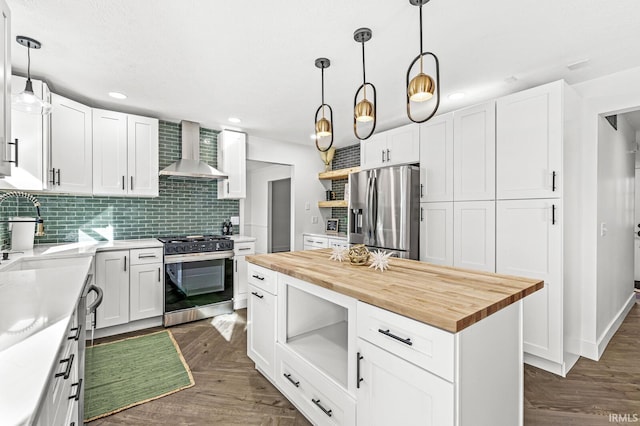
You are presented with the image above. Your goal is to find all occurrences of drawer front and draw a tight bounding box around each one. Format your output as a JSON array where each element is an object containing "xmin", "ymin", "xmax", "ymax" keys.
[
  {"xmin": 328, "ymin": 238, "xmax": 349, "ymax": 249},
  {"xmin": 303, "ymin": 236, "xmax": 328, "ymax": 249},
  {"xmin": 130, "ymin": 248, "xmax": 163, "ymax": 265},
  {"xmin": 276, "ymin": 344, "xmax": 356, "ymax": 426},
  {"xmin": 247, "ymin": 263, "xmax": 277, "ymax": 294},
  {"xmin": 234, "ymin": 241, "xmax": 256, "ymax": 256},
  {"xmin": 357, "ymin": 302, "xmax": 455, "ymax": 382}
]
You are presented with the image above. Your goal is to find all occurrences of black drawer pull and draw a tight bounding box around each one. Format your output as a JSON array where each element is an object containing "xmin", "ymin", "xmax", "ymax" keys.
[
  {"xmin": 283, "ymin": 373, "xmax": 300, "ymax": 387},
  {"xmin": 68, "ymin": 325, "xmax": 82, "ymax": 341},
  {"xmin": 69, "ymin": 379, "xmax": 83, "ymax": 401},
  {"xmin": 378, "ymin": 328, "xmax": 413, "ymax": 346},
  {"xmin": 312, "ymin": 398, "xmax": 333, "ymax": 417},
  {"xmin": 251, "ymin": 274, "xmax": 265, "ymax": 281},
  {"xmin": 55, "ymin": 353, "xmax": 74, "ymax": 380},
  {"xmin": 251, "ymin": 291, "xmax": 264, "ymax": 299},
  {"xmin": 357, "ymin": 352, "xmax": 364, "ymax": 388}
]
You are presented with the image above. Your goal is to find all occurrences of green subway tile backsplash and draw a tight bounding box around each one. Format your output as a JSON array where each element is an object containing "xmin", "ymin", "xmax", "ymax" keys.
[
  {"xmin": 0, "ymin": 121, "xmax": 238, "ymax": 248},
  {"xmin": 331, "ymin": 144, "xmax": 360, "ymax": 234}
]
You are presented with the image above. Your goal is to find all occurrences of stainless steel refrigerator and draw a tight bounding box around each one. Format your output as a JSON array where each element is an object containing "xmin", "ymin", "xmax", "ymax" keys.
[{"xmin": 348, "ymin": 165, "xmax": 420, "ymax": 259}]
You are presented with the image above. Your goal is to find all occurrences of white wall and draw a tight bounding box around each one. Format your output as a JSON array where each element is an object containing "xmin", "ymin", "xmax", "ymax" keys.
[
  {"xmin": 243, "ymin": 135, "xmax": 327, "ymax": 251},
  {"xmin": 573, "ymin": 65, "xmax": 640, "ymax": 359}
]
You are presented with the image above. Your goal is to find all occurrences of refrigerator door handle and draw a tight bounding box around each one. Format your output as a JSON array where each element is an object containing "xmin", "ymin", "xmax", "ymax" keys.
[
  {"xmin": 371, "ymin": 175, "xmax": 378, "ymax": 245},
  {"xmin": 366, "ymin": 174, "xmax": 374, "ymax": 241}
]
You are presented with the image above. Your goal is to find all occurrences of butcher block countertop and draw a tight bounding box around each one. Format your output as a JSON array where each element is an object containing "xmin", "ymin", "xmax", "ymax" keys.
[{"xmin": 246, "ymin": 249, "xmax": 543, "ymax": 333}]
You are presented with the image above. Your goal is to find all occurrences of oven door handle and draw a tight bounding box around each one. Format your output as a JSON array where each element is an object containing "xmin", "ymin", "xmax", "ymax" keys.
[{"xmin": 164, "ymin": 251, "xmax": 234, "ymax": 264}]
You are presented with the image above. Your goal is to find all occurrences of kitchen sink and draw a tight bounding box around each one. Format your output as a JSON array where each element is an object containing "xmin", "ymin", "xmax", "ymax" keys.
[{"xmin": 0, "ymin": 256, "xmax": 82, "ymax": 272}]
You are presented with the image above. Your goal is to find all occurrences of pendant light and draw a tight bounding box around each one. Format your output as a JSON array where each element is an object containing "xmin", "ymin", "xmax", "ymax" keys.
[
  {"xmin": 353, "ymin": 27, "xmax": 377, "ymax": 140},
  {"xmin": 406, "ymin": 0, "xmax": 440, "ymax": 123},
  {"xmin": 13, "ymin": 36, "xmax": 52, "ymax": 115},
  {"xmin": 314, "ymin": 57, "xmax": 333, "ymax": 152}
]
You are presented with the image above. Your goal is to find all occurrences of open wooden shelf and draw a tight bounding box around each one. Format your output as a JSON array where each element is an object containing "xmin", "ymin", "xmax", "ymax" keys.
[
  {"xmin": 318, "ymin": 166, "xmax": 361, "ymax": 181},
  {"xmin": 318, "ymin": 200, "xmax": 347, "ymax": 208}
]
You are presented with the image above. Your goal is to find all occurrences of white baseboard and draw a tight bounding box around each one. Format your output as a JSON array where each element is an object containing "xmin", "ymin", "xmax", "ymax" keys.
[
  {"xmin": 86, "ymin": 316, "xmax": 163, "ymax": 340},
  {"xmin": 580, "ymin": 293, "xmax": 635, "ymax": 360}
]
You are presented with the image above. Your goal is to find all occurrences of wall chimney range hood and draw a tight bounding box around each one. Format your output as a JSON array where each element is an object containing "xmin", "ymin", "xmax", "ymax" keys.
[{"xmin": 159, "ymin": 121, "xmax": 228, "ymax": 180}]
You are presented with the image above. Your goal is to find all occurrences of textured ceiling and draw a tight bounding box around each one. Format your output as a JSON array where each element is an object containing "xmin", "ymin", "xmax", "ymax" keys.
[{"xmin": 7, "ymin": 0, "xmax": 640, "ymax": 147}]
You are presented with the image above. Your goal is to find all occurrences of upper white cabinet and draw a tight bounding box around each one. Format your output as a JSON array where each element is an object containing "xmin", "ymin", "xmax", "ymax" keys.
[
  {"xmin": 0, "ymin": 1, "xmax": 10, "ymax": 178},
  {"xmin": 93, "ymin": 109, "xmax": 158, "ymax": 197},
  {"xmin": 361, "ymin": 124, "xmax": 419, "ymax": 170},
  {"xmin": 419, "ymin": 202, "xmax": 453, "ymax": 266},
  {"xmin": 49, "ymin": 93, "xmax": 93, "ymax": 194},
  {"xmin": 453, "ymin": 102, "xmax": 496, "ymax": 201},
  {"xmin": 419, "ymin": 113, "xmax": 453, "ymax": 202},
  {"xmin": 217, "ymin": 130, "xmax": 246, "ymax": 199},
  {"xmin": 0, "ymin": 75, "xmax": 48, "ymax": 190},
  {"xmin": 496, "ymin": 81, "xmax": 563, "ymax": 200},
  {"xmin": 453, "ymin": 201, "xmax": 496, "ymax": 272}
]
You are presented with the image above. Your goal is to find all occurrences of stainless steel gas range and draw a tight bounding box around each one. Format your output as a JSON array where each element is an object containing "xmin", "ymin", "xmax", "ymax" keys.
[{"xmin": 158, "ymin": 235, "xmax": 234, "ymax": 326}]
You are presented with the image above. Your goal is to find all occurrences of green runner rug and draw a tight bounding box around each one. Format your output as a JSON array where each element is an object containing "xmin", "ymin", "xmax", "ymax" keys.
[{"xmin": 84, "ymin": 330, "xmax": 194, "ymax": 422}]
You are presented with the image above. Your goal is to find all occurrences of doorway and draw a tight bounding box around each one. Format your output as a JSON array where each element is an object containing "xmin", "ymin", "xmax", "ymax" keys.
[{"xmin": 269, "ymin": 178, "xmax": 291, "ymax": 253}]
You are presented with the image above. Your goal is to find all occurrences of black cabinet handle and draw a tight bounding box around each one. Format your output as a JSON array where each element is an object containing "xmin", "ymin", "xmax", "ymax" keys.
[
  {"xmin": 56, "ymin": 169, "xmax": 61, "ymax": 185},
  {"xmin": 356, "ymin": 352, "xmax": 364, "ymax": 389},
  {"xmin": 420, "ymin": 183, "xmax": 424, "ymax": 198},
  {"xmin": 68, "ymin": 325, "xmax": 82, "ymax": 341},
  {"xmin": 311, "ymin": 399, "xmax": 333, "ymax": 417},
  {"xmin": 158, "ymin": 267, "xmax": 161, "ymax": 282},
  {"xmin": 283, "ymin": 373, "xmax": 300, "ymax": 387},
  {"xmin": 130, "ymin": 176, "xmax": 134, "ymax": 190},
  {"xmin": 122, "ymin": 176, "xmax": 125, "ymax": 190},
  {"xmin": 251, "ymin": 291, "xmax": 264, "ymax": 299},
  {"xmin": 387, "ymin": 149, "xmax": 390, "ymax": 162},
  {"xmin": 124, "ymin": 255, "xmax": 127, "ymax": 271},
  {"xmin": 552, "ymin": 171, "xmax": 557, "ymax": 192},
  {"xmin": 552, "ymin": 204, "xmax": 556, "ymax": 225},
  {"xmin": 238, "ymin": 247, "xmax": 252, "ymax": 251},
  {"xmin": 381, "ymin": 150, "xmax": 385, "ymax": 163},
  {"xmin": 6, "ymin": 138, "xmax": 18, "ymax": 167},
  {"xmin": 227, "ymin": 181, "xmax": 230, "ymax": 194},
  {"xmin": 420, "ymin": 207, "xmax": 424, "ymax": 222},
  {"xmin": 69, "ymin": 379, "xmax": 83, "ymax": 401},
  {"xmin": 50, "ymin": 168, "xmax": 56, "ymax": 185},
  {"xmin": 378, "ymin": 328, "xmax": 413, "ymax": 346},
  {"xmin": 55, "ymin": 354, "xmax": 74, "ymax": 380},
  {"xmin": 252, "ymin": 274, "xmax": 265, "ymax": 281}
]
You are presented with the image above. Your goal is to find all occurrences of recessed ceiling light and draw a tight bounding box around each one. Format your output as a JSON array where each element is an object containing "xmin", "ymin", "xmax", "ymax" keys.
[
  {"xmin": 448, "ymin": 92, "xmax": 465, "ymax": 100},
  {"xmin": 228, "ymin": 117, "xmax": 242, "ymax": 124},
  {"xmin": 108, "ymin": 92, "xmax": 127, "ymax": 100}
]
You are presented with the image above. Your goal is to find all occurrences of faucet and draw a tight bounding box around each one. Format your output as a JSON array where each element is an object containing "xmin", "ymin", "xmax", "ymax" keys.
[{"xmin": 0, "ymin": 191, "xmax": 45, "ymax": 236}]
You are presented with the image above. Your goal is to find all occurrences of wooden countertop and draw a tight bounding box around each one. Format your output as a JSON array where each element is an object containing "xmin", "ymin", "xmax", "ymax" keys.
[{"xmin": 246, "ymin": 249, "xmax": 543, "ymax": 333}]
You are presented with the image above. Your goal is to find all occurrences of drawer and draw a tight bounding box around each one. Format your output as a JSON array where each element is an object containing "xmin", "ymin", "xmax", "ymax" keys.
[
  {"xmin": 130, "ymin": 248, "xmax": 163, "ymax": 265},
  {"xmin": 303, "ymin": 235, "xmax": 328, "ymax": 249},
  {"xmin": 247, "ymin": 263, "xmax": 277, "ymax": 294},
  {"xmin": 234, "ymin": 241, "xmax": 256, "ymax": 256},
  {"xmin": 357, "ymin": 301, "xmax": 455, "ymax": 382},
  {"xmin": 50, "ymin": 337, "xmax": 78, "ymax": 421},
  {"xmin": 275, "ymin": 344, "xmax": 355, "ymax": 426},
  {"xmin": 327, "ymin": 238, "xmax": 349, "ymax": 249}
]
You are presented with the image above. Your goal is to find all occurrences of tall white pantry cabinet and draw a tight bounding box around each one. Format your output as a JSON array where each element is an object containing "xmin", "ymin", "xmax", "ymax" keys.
[{"xmin": 495, "ymin": 80, "xmax": 582, "ymax": 376}]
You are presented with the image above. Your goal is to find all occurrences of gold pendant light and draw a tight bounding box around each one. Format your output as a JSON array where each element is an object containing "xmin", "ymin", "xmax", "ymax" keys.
[
  {"xmin": 406, "ymin": 0, "xmax": 440, "ymax": 123},
  {"xmin": 353, "ymin": 27, "xmax": 377, "ymax": 140},
  {"xmin": 314, "ymin": 58, "xmax": 334, "ymax": 152}
]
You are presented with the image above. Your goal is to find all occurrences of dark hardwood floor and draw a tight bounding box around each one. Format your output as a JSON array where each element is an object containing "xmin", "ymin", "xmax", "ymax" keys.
[{"xmin": 89, "ymin": 303, "xmax": 640, "ymax": 425}]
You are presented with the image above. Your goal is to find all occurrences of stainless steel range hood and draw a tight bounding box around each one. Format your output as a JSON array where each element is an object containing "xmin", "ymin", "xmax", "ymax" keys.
[{"xmin": 159, "ymin": 121, "xmax": 228, "ymax": 179}]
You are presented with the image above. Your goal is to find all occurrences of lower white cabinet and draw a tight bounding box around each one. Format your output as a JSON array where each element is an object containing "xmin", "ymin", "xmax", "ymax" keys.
[
  {"xmin": 419, "ymin": 202, "xmax": 453, "ymax": 266},
  {"xmin": 303, "ymin": 234, "xmax": 348, "ymax": 251},
  {"xmin": 95, "ymin": 250, "xmax": 129, "ymax": 328},
  {"xmin": 453, "ymin": 201, "xmax": 496, "ymax": 272},
  {"xmin": 247, "ymin": 271, "xmax": 277, "ymax": 379},
  {"xmin": 234, "ymin": 241, "xmax": 256, "ymax": 309},
  {"xmin": 129, "ymin": 263, "xmax": 163, "ymax": 321}
]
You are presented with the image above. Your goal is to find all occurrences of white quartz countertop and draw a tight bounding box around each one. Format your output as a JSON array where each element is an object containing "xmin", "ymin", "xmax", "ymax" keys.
[{"xmin": 230, "ymin": 235, "xmax": 257, "ymax": 243}]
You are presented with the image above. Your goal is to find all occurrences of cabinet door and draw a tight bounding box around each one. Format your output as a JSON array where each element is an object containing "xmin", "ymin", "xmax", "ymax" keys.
[
  {"xmin": 0, "ymin": 2, "xmax": 10, "ymax": 178},
  {"xmin": 419, "ymin": 113, "xmax": 453, "ymax": 202},
  {"xmin": 50, "ymin": 94, "xmax": 93, "ymax": 194},
  {"xmin": 454, "ymin": 102, "xmax": 495, "ymax": 201},
  {"xmin": 496, "ymin": 199, "xmax": 562, "ymax": 363},
  {"xmin": 95, "ymin": 250, "xmax": 129, "ymax": 329},
  {"xmin": 128, "ymin": 114, "xmax": 159, "ymax": 197},
  {"xmin": 385, "ymin": 123, "xmax": 420, "ymax": 167},
  {"xmin": 360, "ymin": 133, "xmax": 386, "ymax": 170},
  {"xmin": 357, "ymin": 338, "xmax": 454, "ymax": 426},
  {"xmin": 454, "ymin": 201, "xmax": 496, "ymax": 272},
  {"xmin": 92, "ymin": 109, "xmax": 128, "ymax": 196},
  {"xmin": 234, "ymin": 255, "xmax": 249, "ymax": 309},
  {"xmin": 419, "ymin": 202, "xmax": 453, "ymax": 266},
  {"xmin": 0, "ymin": 76, "xmax": 46, "ymax": 190},
  {"xmin": 129, "ymin": 263, "xmax": 163, "ymax": 321},
  {"xmin": 496, "ymin": 81, "xmax": 562, "ymax": 200},
  {"xmin": 247, "ymin": 284, "xmax": 276, "ymax": 379},
  {"xmin": 218, "ymin": 130, "xmax": 246, "ymax": 199}
]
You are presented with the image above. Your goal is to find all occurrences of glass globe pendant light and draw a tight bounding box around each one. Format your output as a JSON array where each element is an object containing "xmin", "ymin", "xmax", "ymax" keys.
[
  {"xmin": 314, "ymin": 57, "xmax": 334, "ymax": 152},
  {"xmin": 13, "ymin": 36, "xmax": 52, "ymax": 115},
  {"xmin": 353, "ymin": 27, "xmax": 377, "ymax": 140},
  {"xmin": 406, "ymin": 0, "xmax": 440, "ymax": 123}
]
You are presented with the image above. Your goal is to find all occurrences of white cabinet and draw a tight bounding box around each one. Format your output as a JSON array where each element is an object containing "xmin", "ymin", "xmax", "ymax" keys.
[
  {"xmin": 453, "ymin": 102, "xmax": 495, "ymax": 201},
  {"xmin": 217, "ymin": 130, "xmax": 246, "ymax": 199},
  {"xmin": 129, "ymin": 261, "xmax": 163, "ymax": 322},
  {"xmin": 247, "ymin": 264, "xmax": 277, "ymax": 380},
  {"xmin": 419, "ymin": 113, "xmax": 453, "ymax": 202},
  {"xmin": 328, "ymin": 237, "xmax": 349, "ymax": 250},
  {"xmin": 496, "ymin": 199, "xmax": 562, "ymax": 363},
  {"xmin": 49, "ymin": 94, "xmax": 93, "ymax": 194},
  {"xmin": 419, "ymin": 202, "xmax": 453, "ymax": 266},
  {"xmin": 0, "ymin": 76, "xmax": 49, "ymax": 190},
  {"xmin": 93, "ymin": 109, "xmax": 159, "ymax": 197},
  {"xmin": 453, "ymin": 201, "xmax": 496, "ymax": 272},
  {"xmin": 303, "ymin": 234, "xmax": 329, "ymax": 250},
  {"xmin": 496, "ymin": 81, "xmax": 563, "ymax": 200},
  {"xmin": 0, "ymin": 1, "xmax": 10, "ymax": 178},
  {"xmin": 360, "ymin": 124, "xmax": 419, "ymax": 170},
  {"xmin": 95, "ymin": 250, "xmax": 129, "ymax": 329},
  {"xmin": 233, "ymin": 241, "xmax": 256, "ymax": 309}
]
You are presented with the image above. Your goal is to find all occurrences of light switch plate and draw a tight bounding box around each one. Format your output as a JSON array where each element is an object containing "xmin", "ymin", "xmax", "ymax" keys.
[{"xmin": 230, "ymin": 216, "xmax": 240, "ymax": 225}]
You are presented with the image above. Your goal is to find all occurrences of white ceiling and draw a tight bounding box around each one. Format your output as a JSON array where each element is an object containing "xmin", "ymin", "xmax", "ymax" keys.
[{"xmin": 7, "ymin": 0, "xmax": 640, "ymax": 148}]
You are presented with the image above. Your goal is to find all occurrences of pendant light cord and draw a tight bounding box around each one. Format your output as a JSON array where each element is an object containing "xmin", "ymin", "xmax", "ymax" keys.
[
  {"xmin": 321, "ymin": 66, "xmax": 325, "ymax": 118},
  {"xmin": 26, "ymin": 46, "xmax": 32, "ymax": 83},
  {"xmin": 419, "ymin": 4, "xmax": 424, "ymax": 74},
  {"xmin": 361, "ymin": 40, "xmax": 367, "ymax": 99}
]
